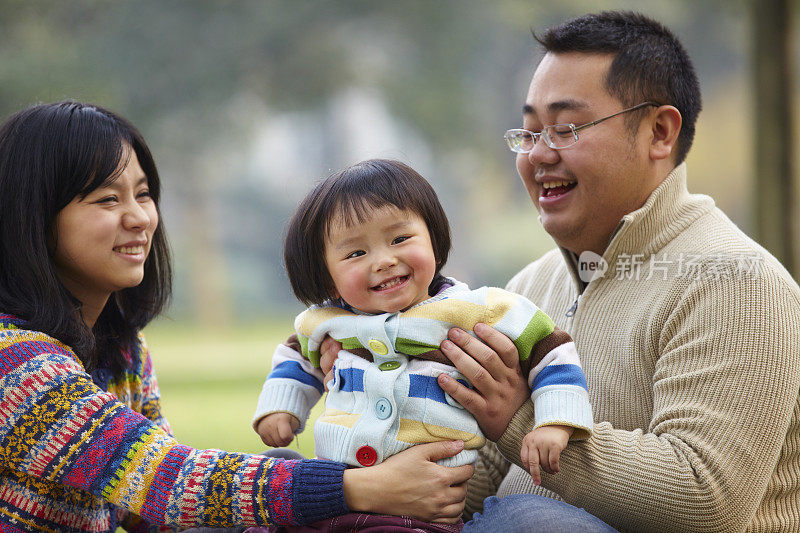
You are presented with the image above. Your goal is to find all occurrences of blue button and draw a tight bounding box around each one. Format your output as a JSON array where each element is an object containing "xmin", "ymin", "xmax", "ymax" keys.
[{"xmin": 375, "ymin": 398, "xmax": 392, "ymax": 420}]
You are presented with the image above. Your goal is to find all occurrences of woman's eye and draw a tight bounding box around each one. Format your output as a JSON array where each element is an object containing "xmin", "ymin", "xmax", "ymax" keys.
[
  {"xmin": 137, "ymin": 190, "xmax": 152, "ymax": 199},
  {"xmin": 345, "ymin": 250, "xmax": 365, "ymax": 259},
  {"xmin": 96, "ymin": 196, "xmax": 118, "ymax": 204},
  {"xmin": 392, "ymin": 236, "xmax": 410, "ymax": 245}
]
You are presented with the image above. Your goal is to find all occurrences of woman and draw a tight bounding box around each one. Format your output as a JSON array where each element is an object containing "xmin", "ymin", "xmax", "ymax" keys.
[{"xmin": 0, "ymin": 101, "xmax": 472, "ymax": 532}]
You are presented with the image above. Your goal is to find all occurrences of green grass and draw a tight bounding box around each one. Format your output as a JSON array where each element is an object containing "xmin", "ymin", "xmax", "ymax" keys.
[{"xmin": 142, "ymin": 318, "xmax": 324, "ymax": 458}]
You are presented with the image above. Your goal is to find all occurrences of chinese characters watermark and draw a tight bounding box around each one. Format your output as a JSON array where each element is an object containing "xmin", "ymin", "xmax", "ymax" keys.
[{"xmin": 578, "ymin": 251, "xmax": 764, "ymax": 282}]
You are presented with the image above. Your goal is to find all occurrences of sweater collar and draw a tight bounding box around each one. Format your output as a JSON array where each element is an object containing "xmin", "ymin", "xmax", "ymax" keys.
[{"xmin": 559, "ymin": 163, "xmax": 716, "ymax": 292}]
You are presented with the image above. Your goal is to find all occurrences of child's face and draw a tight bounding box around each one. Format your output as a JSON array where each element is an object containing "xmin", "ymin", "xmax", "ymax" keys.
[{"xmin": 324, "ymin": 205, "xmax": 437, "ymax": 314}]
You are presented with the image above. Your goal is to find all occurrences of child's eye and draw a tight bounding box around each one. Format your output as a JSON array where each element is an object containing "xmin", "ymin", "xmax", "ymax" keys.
[
  {"xmin": 345, "ymin": 250, "xmax": 365, "ymax": 259},
  {"xmin": 392, "ymin": 236, "xmax": 410, "ymax": 245}
]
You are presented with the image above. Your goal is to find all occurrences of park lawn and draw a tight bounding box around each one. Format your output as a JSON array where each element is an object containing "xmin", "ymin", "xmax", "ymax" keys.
[{"xmin": 143, "ymin": 318, "xmax": 323, "ymax": 458}]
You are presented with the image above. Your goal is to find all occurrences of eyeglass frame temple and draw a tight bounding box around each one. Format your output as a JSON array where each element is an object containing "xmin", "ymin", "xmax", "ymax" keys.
[{"xmin": 571, "ymin": 101, "xmax": 660, "ymax": 134}]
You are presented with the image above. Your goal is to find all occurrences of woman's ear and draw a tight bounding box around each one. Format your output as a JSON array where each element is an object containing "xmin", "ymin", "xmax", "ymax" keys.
[{"xmin": 649, "ymin": 105, "xmax": 682, "ymax": 161}]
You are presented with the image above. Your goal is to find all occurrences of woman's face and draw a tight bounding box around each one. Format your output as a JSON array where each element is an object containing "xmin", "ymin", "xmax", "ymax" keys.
[{"xmin": 53, "ymin": 147, "xmax": 158, "ymax": 308}]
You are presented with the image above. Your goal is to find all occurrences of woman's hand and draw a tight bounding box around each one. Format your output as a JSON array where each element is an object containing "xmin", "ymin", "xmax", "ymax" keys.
[
  {"xmin": 437, "ymin": 323, "xmax": 530, "ymax": 441},
  {"xmin": 343, "ymin": 440, "xmax": 474, "ymax": 523}
]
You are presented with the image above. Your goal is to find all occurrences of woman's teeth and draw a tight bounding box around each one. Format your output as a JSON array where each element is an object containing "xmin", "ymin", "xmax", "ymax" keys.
[{"xmin": 115, "ymin": 246, "xmax": 144, "ymax": 254}]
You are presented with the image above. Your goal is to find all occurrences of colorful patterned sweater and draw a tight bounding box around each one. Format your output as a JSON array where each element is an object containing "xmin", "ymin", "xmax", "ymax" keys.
[
  {"xmin": 0, "ymin": 314, "xmax": 348, "ymax": 533},
  {"xmin": 254, "ymin": 280, "xmax": 593, "ymax": 468}
]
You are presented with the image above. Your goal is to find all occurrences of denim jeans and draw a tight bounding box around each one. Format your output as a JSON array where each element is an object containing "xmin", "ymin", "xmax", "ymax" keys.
[{"xmin": 462, "ymin": 494, "xmax": 617, "ymax": 533}]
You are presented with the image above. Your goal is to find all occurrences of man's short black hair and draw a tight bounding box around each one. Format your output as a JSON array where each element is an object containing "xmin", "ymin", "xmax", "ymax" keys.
[{"xmin": 536, "ymin": 11, "xmax": 702, "ymax": 164}]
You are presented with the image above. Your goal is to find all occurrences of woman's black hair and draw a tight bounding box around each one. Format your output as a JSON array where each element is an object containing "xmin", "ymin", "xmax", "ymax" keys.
[
  {"xmin": 284, "ymin": 159, "xmax": 451, "ymax": 306},
  {"xmin": 0, "ymin": 101, "xmax": 172, "ymax": 374}
]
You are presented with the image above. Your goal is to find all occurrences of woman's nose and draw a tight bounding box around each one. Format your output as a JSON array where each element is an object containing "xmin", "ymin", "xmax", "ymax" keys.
[{"xmin": 123, "ymin": 199, "xmax": 152, "ymax": 230}]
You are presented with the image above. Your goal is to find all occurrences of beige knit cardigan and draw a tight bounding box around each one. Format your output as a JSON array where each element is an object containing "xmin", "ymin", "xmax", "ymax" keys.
[{"xmin": 466, "ymin": 164, "xmax": 800, "ymax": 532}]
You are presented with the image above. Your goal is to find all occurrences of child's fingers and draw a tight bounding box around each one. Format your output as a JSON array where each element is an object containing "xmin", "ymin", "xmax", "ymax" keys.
[
  {"xmin": 278, "ymin": 418, "xmax": 295, "ymax": 445},
  {"xmin": 522, "ymin": 442, "xmax": 541, "ymax": 485}
]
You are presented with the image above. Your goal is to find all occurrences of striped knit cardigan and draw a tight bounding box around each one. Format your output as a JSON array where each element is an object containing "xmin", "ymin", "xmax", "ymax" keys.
[
  {"xmin": 254, "ymin": 280, "xmax": 593, "ymax": 468},
  {"xmin": 0, "ymin": 315, "xmax": 347, "ymax": 532}
]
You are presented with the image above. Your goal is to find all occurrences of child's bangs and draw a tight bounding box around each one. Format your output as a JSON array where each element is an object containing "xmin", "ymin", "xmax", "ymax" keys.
[{"xmin": 326, "ymin": 194, "xmax": 405, "ymax": 233}]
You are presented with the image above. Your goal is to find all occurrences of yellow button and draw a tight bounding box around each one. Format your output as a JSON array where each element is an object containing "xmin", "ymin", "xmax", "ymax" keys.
[{"xmin": 368, "ymin": 339, "xmax": 389, "ymax": 355}]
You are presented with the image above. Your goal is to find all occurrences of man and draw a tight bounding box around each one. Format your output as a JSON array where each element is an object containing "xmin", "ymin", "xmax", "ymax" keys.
[{"xmin": 436, "ymin": 11, "xmax": 800, "ymax": 532}]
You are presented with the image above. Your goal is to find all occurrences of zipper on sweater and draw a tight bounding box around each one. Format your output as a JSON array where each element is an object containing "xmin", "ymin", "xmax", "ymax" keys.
[{"xmin": 565, "ymin": 295, "xmax": 580, "ymax": 317}]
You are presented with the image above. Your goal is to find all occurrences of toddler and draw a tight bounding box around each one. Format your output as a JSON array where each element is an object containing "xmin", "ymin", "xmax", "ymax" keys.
[{"xmin": 253, "ymin": 159, "xmax": 593, "ymax": 487}]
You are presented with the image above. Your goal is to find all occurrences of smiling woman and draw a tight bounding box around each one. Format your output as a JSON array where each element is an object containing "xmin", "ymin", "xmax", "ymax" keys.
[
  {"xmin": 0, "ymin": 102, "xmax": 472, "ymax": 532},
  {"xmin": 53, "ymin": 148, "xmax": 158, "ymax": 329}
]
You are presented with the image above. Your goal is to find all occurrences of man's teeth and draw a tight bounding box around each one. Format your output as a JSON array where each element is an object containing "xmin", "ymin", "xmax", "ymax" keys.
[
  {"xmin": 375, "ymin": 277, "xmax": 405, "ymax": 290},
  {"xmin": 116, "ymin": 246, "xmax": 144, "ymax": 254},
  {"xmin": 542, "ymin": 180, "xmax": 574, "ymax": 189}
]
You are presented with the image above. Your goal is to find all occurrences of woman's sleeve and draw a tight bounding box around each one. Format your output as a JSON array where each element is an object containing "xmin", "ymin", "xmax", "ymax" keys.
[
  {"xmin": 137, "ymin": 334, "xmax": 173, "ymax": 436},
  {"xmin": 0, "ymin": 333, "xmax": 348, "ymax": 528}
]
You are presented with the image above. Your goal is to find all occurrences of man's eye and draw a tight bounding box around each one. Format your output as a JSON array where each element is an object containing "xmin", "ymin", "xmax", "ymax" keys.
[
  {"xmin": 345, "ymin": 250, "xmax": 365, "ymax": 259},
  {"xmin": 551, "ymin": 125, "xmax": 574, "ymax": 137},
  {"xmin": 392, "ymin": 236, "xmax": 410, "ymax": 245}
]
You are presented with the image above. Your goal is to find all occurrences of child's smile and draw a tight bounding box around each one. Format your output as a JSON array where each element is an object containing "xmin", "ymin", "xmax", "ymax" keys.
[{"xmin": 324, "ymin": 205, "xmax": 437, "ymax": 314}]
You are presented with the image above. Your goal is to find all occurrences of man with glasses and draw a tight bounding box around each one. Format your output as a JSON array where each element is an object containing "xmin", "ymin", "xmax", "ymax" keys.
[{"xmin": 437, "ymin": 11, "xmax": 800, "ymax": 531}]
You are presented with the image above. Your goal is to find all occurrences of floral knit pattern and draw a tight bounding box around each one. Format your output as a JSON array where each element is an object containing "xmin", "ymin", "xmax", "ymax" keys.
[{"xmin": 0, "ymin": 315, "xmax": 346, "ymax": 532}]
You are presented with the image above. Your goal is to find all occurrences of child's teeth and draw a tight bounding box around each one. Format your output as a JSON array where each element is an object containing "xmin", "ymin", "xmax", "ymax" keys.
[{"xmin": 377, "ymin": 277, "xmax": 403, "ymax": 290}]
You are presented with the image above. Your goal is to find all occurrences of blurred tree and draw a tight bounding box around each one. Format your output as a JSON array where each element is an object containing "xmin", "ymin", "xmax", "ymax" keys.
[
  {"xmin": 0, "ymin": 0, "xmax": 792, "ymax": 319},
  {"xmin": 753, "ymin": 0, "xmax": 796, "ymax": 276}
]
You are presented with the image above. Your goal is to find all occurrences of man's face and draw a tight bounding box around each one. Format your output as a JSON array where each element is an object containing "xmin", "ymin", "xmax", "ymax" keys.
[{"xmin": 518, "ymin": 52, "xmax": 656, "ymax": 255}]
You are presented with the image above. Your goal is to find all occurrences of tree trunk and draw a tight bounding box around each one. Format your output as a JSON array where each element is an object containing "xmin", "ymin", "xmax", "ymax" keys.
[{"xmin": 753, "ymin": 0, "xmax": 796, "ymax": 276}]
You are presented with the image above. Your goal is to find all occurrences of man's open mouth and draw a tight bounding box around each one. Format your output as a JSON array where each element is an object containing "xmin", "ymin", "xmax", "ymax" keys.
[{"xmin": 541, "ymin": 180, "xmax": 577, "ymax": 198}]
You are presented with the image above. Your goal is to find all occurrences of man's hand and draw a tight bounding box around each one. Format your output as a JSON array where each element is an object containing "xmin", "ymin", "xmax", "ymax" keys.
[
  {"xmin": 436, "ymin": 323, "xmax": 530, "ymax": 441},
  {"xmin": 255, "ymin": 412, "xmax": 300, "ymax": 447},
  {"xmin": 521, "ymin": 425, "xmax": 573, "ymax": 485},
  {"xmin": 319, "ymin": 336, "xmax": 343, "ymax": 390}
]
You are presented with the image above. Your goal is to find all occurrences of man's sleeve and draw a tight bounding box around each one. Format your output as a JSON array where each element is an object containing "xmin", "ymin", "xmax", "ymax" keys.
[
  {"xmin": 464, "ymin": 441, "xmax": 511, "ymax": 519},
  {"xmin": 496, "ymin": 271, "xmax": 800, "ymax": 531}
]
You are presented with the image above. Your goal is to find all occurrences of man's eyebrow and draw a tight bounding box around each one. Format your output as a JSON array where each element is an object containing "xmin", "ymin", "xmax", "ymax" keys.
[
  {"xmin": 547, "ymin": 99, "xmax": 589, "ymax": 113},
  {"xmin": 523, "ymin": 99, "xmax": 589, "ymax": 116}
]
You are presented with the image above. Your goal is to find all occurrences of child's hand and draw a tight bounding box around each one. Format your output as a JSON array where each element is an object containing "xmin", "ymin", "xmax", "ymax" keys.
[
  {"xmin": 256, "ymin": 412, "xmax": 300, "ymax": 447},
  {"xmin": 520, "ymin": 425, "xmax": 574, "ymax": 485}
]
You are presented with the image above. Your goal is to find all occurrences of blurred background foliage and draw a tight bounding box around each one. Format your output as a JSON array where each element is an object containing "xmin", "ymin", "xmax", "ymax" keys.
[{"xmin": 1, "ymin": 0, "xmax": 797, "ymax": 452}]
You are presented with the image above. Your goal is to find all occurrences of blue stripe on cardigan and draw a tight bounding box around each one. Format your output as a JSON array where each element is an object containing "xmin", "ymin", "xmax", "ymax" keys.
[
  {"xmin": 269, "ymin": 361, "xmax": 325, "ymax": 393},
  {"xmin": 337, "ymin": 367, "xmax": 364, "ymax": 392},
  {"xmin": 532, "ymin": 364, "xmax": 588, "ymax": 391}
]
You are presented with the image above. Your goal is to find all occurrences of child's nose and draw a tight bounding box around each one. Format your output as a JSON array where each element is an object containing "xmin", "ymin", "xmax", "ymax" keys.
[{"xmin": 374, "ymin": 250, "xmax": 398, "ymax": 271}]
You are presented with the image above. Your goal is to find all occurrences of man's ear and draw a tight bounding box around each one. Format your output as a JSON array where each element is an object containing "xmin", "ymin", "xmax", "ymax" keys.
[{"xmin": 649, "ymin": 105, "xmax": 682, "ymax": 161}]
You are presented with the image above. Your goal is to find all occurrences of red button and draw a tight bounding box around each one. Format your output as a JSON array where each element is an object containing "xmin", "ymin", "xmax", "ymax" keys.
[{"xmin": 356, "ymin": 445, "xmax": 377, "ymax": 466}]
